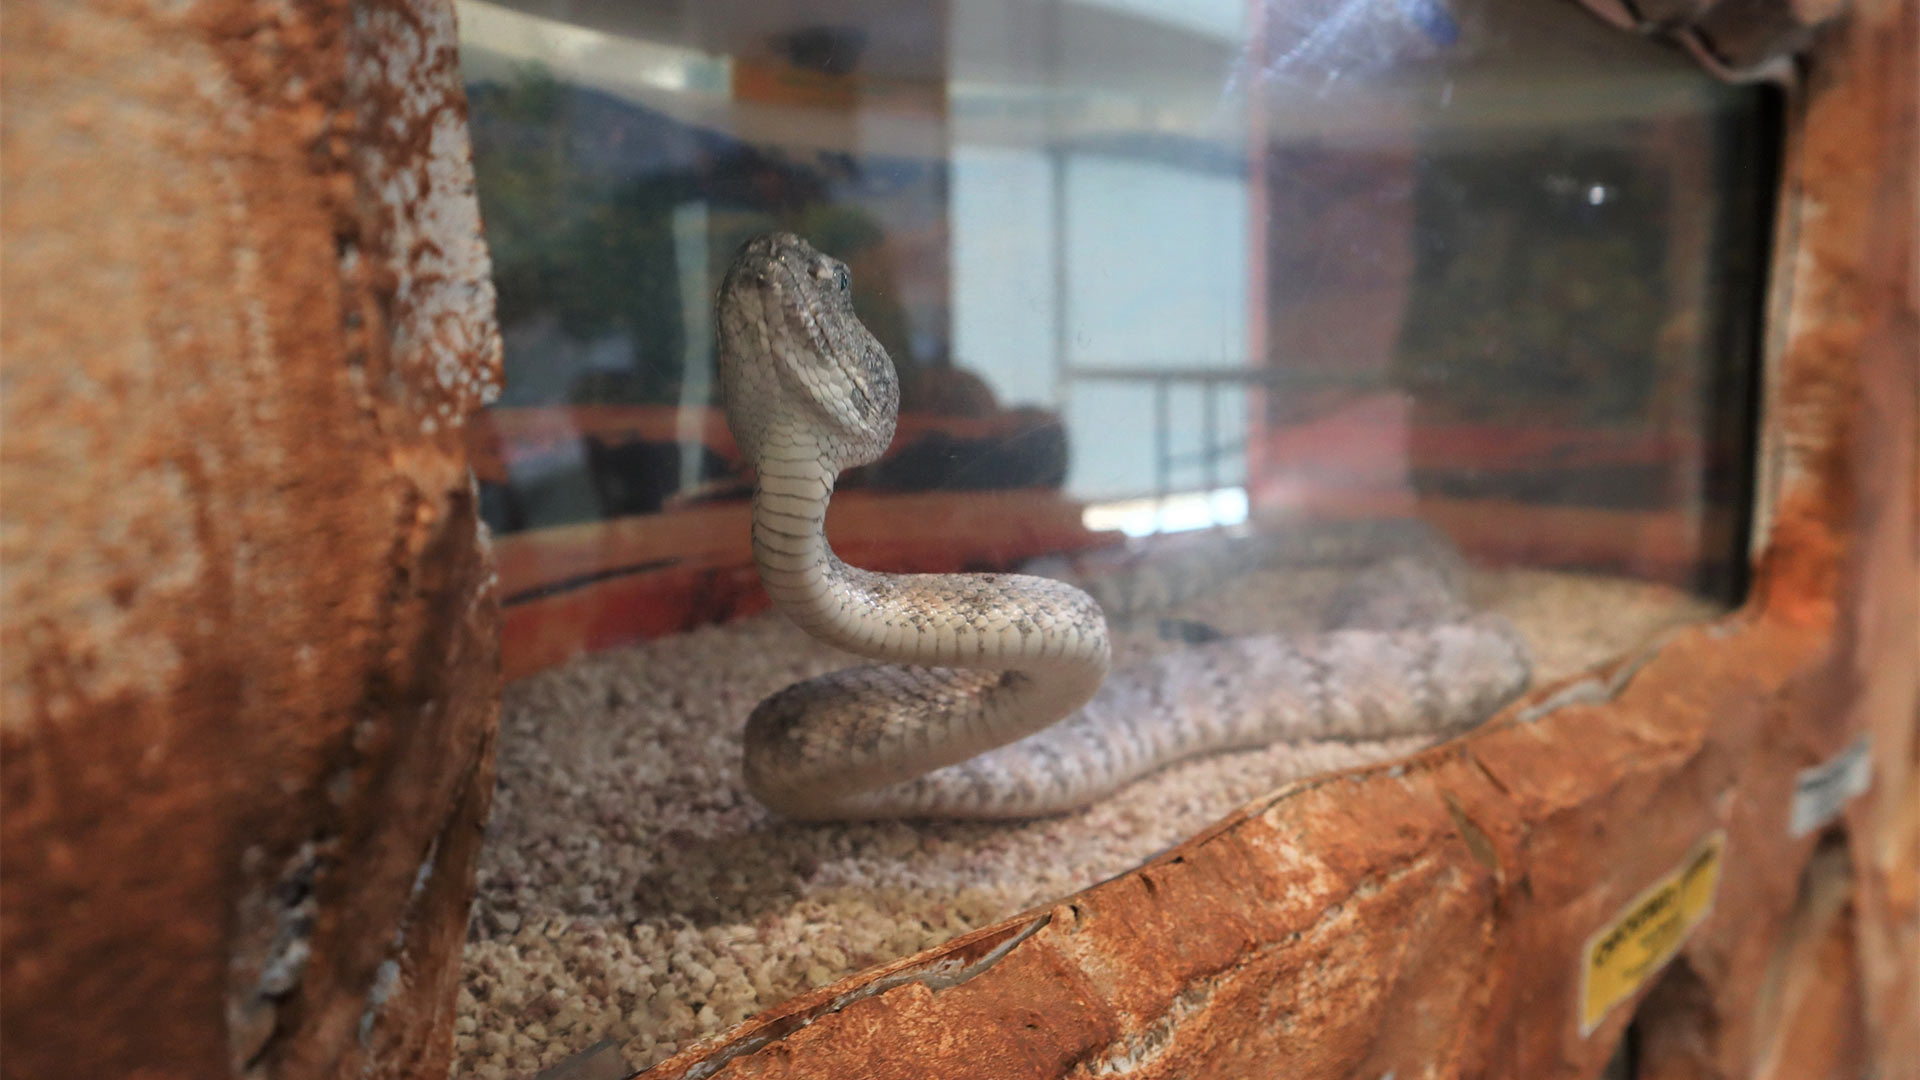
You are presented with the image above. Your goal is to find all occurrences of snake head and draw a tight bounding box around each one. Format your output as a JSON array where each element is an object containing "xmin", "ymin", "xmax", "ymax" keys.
[{"xmin": 717, "ymin": 232, "xmax": 901, "ymax": 471}]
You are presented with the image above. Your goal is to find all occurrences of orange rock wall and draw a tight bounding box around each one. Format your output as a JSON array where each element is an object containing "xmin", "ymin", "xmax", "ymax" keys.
[{"xmin": 0, "ymin": 0, "xmax": 501, "ymax": 1077}]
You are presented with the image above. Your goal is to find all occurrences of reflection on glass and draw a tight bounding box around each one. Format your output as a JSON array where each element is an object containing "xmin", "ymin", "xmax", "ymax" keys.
[{"xmin": 453, "ymin": 0, "xmax": 1777, "ymax": 1074}]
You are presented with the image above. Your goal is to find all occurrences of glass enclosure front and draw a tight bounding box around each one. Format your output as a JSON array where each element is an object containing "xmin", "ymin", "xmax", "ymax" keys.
[{"xmin": 452, "ymin": 0, "xmax": 1778, "ymax": 1074}]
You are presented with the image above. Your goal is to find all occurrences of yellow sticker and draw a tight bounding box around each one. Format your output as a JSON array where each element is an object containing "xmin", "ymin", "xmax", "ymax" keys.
[{"xmin": 1579, "ymin": 832, "xmax": 1725, "ymax": 1035}]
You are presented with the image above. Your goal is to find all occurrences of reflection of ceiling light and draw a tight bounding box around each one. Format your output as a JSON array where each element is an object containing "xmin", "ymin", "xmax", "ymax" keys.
[
  {"xmin": 1083, "ymin": 487, "xmax": 1249, "ymax": 536},
  {"xmin": 1587, "ymin": 184, "xmax": 1609, "ymax": 205},
  {"xmin": 456, "ymin": 0, "xmax": 727, "ymax": 95},
  {"xmin": 1067, "ymin": 0, "xmax": 1245, "ymax": 42}
]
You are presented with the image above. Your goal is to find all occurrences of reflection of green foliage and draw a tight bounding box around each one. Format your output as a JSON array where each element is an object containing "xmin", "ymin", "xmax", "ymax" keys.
[
  {"xmin": 470, "ymin": 66, "xmax": 919, "ymax": 406},
  {"xmin": 471, "ymin": 66, "xmax": 695, "ymax": 403},
  {"xmin": 797, "ymin": 203, "xmax": 885, "ymax": 254},
  {"xmin": 494, "ymin": 63, "xmax": 566, "ymax": 123},
  {"xmin": 1394, "ymin": 135, "xmax": 1668, "ymax": 426},
  {"xmin": 469, "ymin": 66, "xmax": 580, "ymax": 328}
]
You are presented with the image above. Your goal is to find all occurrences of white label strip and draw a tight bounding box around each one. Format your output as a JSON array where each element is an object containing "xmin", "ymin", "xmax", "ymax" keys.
[{"xmin": 1789, "ymin": 736, "xmax": 1873, "ymax": 837}]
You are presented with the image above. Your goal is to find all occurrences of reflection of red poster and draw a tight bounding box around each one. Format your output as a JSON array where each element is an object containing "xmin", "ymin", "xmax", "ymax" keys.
[
  {"xmin": 731, "ymin": 57, "xmax": 946, "ymax": 114},
  {"xmin": 470, "ymin": 404, "xmax": 1112, "ymax": 679},
  {"xmin": 494, "ymin": 489, "xmax": 1112, "ymax": 681},
  {"xmin": 731, "ymin": 57, "xmax": 860, "ymax": 111},
  {"xmin": 1245, "ymin": 390, "xmax": 1716, "ymax": 587}
]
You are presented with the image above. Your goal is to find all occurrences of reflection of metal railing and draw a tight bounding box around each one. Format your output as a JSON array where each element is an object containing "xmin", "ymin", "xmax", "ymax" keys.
[{"xmin": 1061, "ymin": 364, "xmax": 1376, "ymax": 505}]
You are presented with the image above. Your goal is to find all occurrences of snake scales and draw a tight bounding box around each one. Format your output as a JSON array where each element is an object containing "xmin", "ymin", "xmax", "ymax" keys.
[{"xmin": 716, "ymin": 233, "xmax": 1531, "ymax": 821}]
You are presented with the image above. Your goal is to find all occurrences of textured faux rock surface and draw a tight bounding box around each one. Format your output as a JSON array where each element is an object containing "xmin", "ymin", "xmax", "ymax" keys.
[
  {"xmin": 456, "ymin": 567, "xmax": 1721, "ymax": 1077},
  {"xmin": 1573, "ymin": 0, "xmax": 1849, "ymax": 74},
  {"xmin": 0, "ymin": 0, "xmax": 500, "ymax": 1077}
]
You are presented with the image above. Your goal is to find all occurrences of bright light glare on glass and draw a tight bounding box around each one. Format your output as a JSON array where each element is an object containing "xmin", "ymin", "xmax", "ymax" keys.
[{"xmin": 1083, "ymin": 486, "xmax": 1251, "ymax": 537}]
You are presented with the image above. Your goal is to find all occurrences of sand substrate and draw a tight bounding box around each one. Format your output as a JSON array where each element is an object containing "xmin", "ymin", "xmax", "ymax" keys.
[{"xmin": 454, "ymin": 566, "xmax": 1723, "ymax": 1078}]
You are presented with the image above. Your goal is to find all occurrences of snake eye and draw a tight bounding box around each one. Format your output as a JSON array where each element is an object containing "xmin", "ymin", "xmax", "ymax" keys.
[{"xmin": 833, "ymin": 265, "xmax": 850, "ymax": 292}]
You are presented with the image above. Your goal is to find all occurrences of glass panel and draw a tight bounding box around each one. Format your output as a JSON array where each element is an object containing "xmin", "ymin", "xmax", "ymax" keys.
[{"xmin": 454, "ymin": 0, "xmax": 1778, "ymax": 1072}]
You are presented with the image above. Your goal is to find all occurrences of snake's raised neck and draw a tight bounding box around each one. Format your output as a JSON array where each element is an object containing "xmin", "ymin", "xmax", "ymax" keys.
[
  {"xmin": 715, "ymin": 233, "xmax": 902, "ymax": 650},
  {"xmin": 712, "ymin": 237, "xmax": 880, "ymax": 633},
  {"xmin": 714, "ymin": 233, "xmax": 1111, "ymax": 818}
]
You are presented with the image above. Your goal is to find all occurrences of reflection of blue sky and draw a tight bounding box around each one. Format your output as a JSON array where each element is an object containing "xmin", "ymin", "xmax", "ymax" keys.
[
  {"xmin": 1063, "ymin": 156, "xmax": 1247, "ymax": 369},
  {"xmin": 951, "ymin": 147, "xmax": 1057, "ymax": 407},
  {"xmin": 458, "ymin": 0, "xmax": 729, "ymax": 98},
  {"xmin": 1070, "ymin": 0, "xmax": 1247, "ymax": 42},
  {"xmin": 952, "ymin": 147, "xmax": 1249, "ymax": 501},
  {"xmin": 1063, "ymin": 382, "xmax": 1249, "ymax": 500}
]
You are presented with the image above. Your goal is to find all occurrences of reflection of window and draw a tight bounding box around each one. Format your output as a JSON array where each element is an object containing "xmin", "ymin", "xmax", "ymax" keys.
[
  {"xmin": 459, "ymin": 0, "xmax": 1776, "ymax": 582},
  {"xmin": 453, "ymin": 2, "xmax": 1787, "ymax": 1076}
]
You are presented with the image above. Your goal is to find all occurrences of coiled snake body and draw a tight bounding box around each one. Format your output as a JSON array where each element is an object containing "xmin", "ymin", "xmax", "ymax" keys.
[{"xmin": 717, "ymin": 233, "xmax": 1529, "ymax": 821}]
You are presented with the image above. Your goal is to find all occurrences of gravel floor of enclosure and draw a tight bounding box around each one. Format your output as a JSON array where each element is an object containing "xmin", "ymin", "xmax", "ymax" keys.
[{"xmin": 454, "ymin": 566, "xmax": 1724, "ymax": 1078}]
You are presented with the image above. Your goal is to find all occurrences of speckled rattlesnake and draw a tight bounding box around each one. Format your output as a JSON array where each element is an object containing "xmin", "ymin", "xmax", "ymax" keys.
[{"xmin": 715, "ymin": 233, "xmax": 1531, "ymax": 821}]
